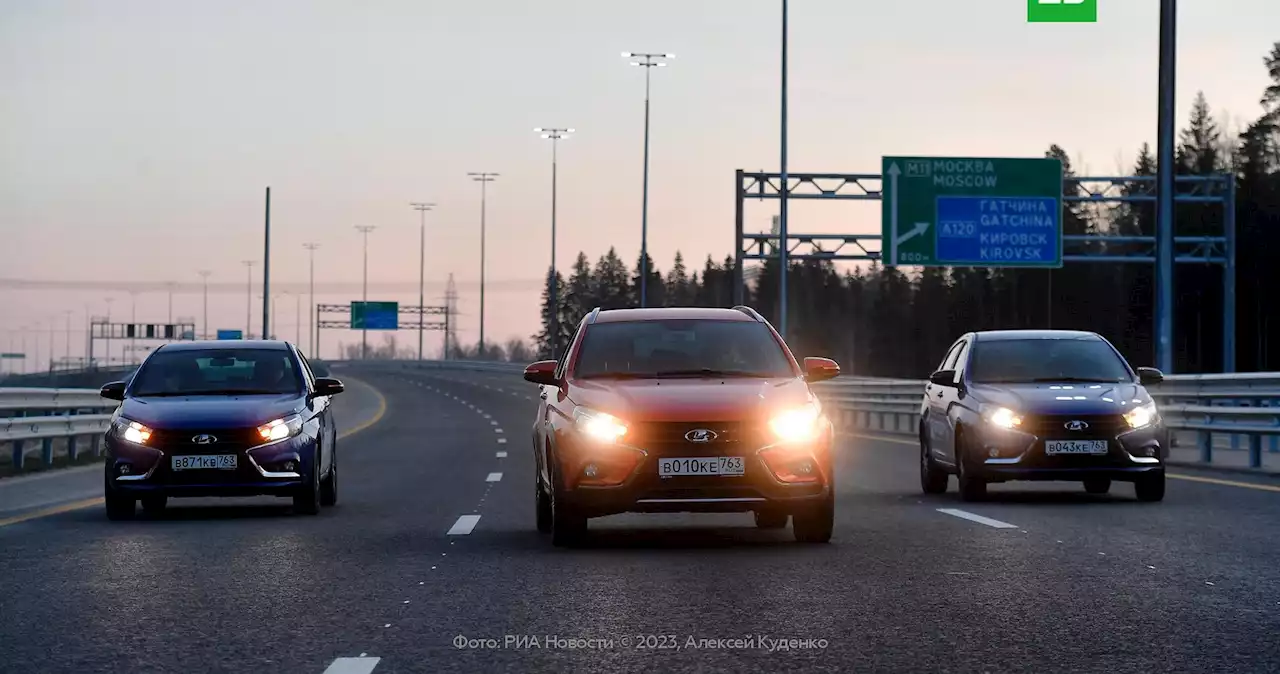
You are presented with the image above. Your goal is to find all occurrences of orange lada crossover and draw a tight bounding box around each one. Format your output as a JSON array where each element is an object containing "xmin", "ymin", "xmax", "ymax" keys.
[{"xmin": 523, "ymin": 305, "xmax": 841, "ymax": 546}]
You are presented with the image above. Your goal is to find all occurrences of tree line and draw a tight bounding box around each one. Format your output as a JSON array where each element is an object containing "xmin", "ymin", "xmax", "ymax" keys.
[{"xmin": 518, "ymin": 42, "xmax": 1280, "ymax": 377}]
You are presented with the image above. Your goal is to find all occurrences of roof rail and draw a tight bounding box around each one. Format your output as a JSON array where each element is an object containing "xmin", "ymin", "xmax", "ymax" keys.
[
  {"xmin": 587, "ymin": 307, "xmax": 602, "ymax": 324},
  {"xmin": 732, "ymin": 305, "xmax": 766, "ymax": 322}
]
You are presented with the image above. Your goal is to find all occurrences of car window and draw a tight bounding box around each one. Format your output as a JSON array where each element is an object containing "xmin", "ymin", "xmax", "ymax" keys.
[
  {"xmin": 968, "ymin": 338, "xmax": 1132, "ymax": 384},
  {"xmin": 573, "ymin": 319, "xmax": 794, "ymax": 379},
  {"xmin": 296, "ymin": 349, "xmax": 317, "ymax": 387},
  {"xmin": 130, "ymin": 348, "xmax": 303, "ymax": 396},
  {"xmin": 939, "ymin": 341, "xmax": 964, "ymax": 371},
  {"xmin": 950, "ymin": 341, "xmax": 970, "ymax": 373}
]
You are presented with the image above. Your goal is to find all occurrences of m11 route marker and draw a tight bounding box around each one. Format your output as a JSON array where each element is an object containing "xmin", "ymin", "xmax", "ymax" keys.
[{"xmin": 881, "ymin": 156, "xmax": 1063, "ymax": 268}]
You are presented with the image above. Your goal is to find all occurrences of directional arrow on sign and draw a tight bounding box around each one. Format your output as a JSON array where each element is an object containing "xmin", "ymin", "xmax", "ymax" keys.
[
  {"xmin": 895, "ymin": 221, "xmax": 930, "ymax": 247},
  {"xmin": 887, "ymin": 163, "xmax": 901, "ymax": 265}
]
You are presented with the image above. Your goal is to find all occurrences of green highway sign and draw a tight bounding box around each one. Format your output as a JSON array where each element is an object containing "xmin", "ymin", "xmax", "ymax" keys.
[
  {"xmin": 881, "ymin": 156, "xmax": 1064, "ymax": 268},
  {"xmin": 350, "ymin": 301, "xmax": 399, "ymax": 330},
  {"xmin": 0, "ymin": 353, "xmax": 24, "ymax": 359}
]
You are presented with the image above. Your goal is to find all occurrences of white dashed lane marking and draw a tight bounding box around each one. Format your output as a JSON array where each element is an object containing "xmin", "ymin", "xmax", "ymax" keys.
[
  {"xmin": 497, "ymin": 437, "xmax": 507, "ymax": 444},
  {"xmin": 322, "ymin": 657, "xmax": 381, "ymax": 674},
  {"xmin": 486, "ymin": 472, "xmax": 503, "ymax": 482},
  {"xmin": 936, "ymin": 508, "xmax": 1019, "ymax": 529},
  {"xmin": 448, "ymin": 515, "xmax": 482, "ymax": 535},
  {"xmin": 494, "ymin": 428, "xmax": 504, "ymax": 434},
  {"xmin": 496, "ymin": 451, "xmax": 507, "ymax": 458}
]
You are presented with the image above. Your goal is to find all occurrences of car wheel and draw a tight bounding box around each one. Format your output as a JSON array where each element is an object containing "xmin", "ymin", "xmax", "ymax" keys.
[
  {"xmin": 754, "ymin": 509, "xmax": 788, "ymax": 529},
  {"xmin": 1083, "ymin": 478, "xmax": 1111, "ymax": 495},
  {"xmin": 293, "ymin": 448, "xmax": 322, "ymax": 515},
  {"xmin": 103, "ymin": 466, "xmax": 135, "ymax": 521},
  {"xmin": 535, "ymin": 474, "xmax": 552, "ymax": 534},
  {"xmin": 140, "ymin": 495, "xmax": 168, "ymax": 513},
  {"xmin": 792, "ymin": 492, "xmax": 834, "ymax": 543},
  {"xmin": 1134, "ymin": 473, "xmax": 1165, "ymax": 502},
  {"xmin": 955, "ymin": 430, "xmax": 987, "ymax": 502},
  {"xmin": 549, "ymin": 462, "xmax": 586, "ymax": 547},
  {"xmin": 320, "ymin": 447, "xmax": 338, "ymax": 507},
  {"xmin": 920, "ymin": 423, "xmax": 949, "ymax": 495}
]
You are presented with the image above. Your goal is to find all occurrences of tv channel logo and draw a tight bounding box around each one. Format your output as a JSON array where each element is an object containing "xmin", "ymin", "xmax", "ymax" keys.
[{"xmin": 1028, "ymin": 0, "xmax": 1097, "ymax": 23}]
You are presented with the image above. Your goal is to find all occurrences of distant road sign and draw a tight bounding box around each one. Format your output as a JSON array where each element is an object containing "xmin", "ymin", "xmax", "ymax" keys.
[
  {"xmin": 216, "ymin": 329, "xmax": 244, "ymax": 340},
  {"xmin": 0, "ymin": 353, "xmax": 23, "ymax": 359},
  {"xmin": 881, "ymin": 156, "xmax": 1063, "ymax": 268},
  {"xmin": 351, "ymin": 301, "xmax": 399, "ymax": 330}
]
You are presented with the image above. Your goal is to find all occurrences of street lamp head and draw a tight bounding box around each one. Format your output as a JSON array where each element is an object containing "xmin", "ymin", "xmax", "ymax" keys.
[{"xmin": 621, "ymin": 51, "xmax": 632, "ymax": 57}]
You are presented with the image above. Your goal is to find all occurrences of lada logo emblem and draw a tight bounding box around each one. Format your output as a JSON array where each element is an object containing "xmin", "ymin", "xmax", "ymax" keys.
[
  {"xmin": 192, "ymin": 434, "xmax": 218, "ymax": 444},
  {"xmin": 685, "ymin": 429, "xmax": 718, "ymax": 443},
  {"xmin": 1063, "ymin": 421, "xmax": 1089, "ymax": 431}
]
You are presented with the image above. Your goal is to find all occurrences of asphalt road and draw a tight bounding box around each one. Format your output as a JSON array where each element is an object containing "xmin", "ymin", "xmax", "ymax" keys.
[{"xmin": 1, "ymin": 364, "xmax": 1278, "ymax": 674}]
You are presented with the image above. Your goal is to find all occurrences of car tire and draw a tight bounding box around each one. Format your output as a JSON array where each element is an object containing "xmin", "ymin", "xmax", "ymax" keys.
[
  {"xmin": 535, "ymin": 475, "xmax": 553, "ymax": 534},
  {"xmin": 793, "ymin": 492, "xmax": 834, "ymax": 543},
  {"xmin": 104, "ymin": 467, "xmax": 136, "ymax": 521},
  {"xmin": 140, "ymin": 496, "xmax": 168, "ymax": 513},
  {"xmin": 1083, "ymin": 478, "xmax": 1111, "ymax": 495},
  {"xmin": 320, "ymin": 446, "xmax": 338, "ymax": 507},
  {"xmin": 920, "ymin": 424, "xmax": 949, "ymax": 495},
  {"xmin": 754, "ymin": 509, "xmax": 788, "ymax": 529},
  {"xmin": 549, "ymin": 462, "xmax": 586, "ymax": 547},
  {"xmin": 955, "ymin": 430, "xmax": 987, "ymax": 502},
  {"xmin": 1135, "ymin": 473, "xmax": 1165, "ymax": 502},
  {"xmin": 293, "ymin": 448, "xmax": 322, "ymax": 515}
]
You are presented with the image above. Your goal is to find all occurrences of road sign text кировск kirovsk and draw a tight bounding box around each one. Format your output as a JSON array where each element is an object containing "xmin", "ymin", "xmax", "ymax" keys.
[{"xmin": 936, "ymin": 195, "xmax": 1058, "ymax": 263}]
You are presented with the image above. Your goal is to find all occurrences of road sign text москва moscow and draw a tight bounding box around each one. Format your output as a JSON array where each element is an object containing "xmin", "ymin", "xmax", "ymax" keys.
[{"xmin": 880, "ymin": 156, "xmax": 1064, "ymax": 268}]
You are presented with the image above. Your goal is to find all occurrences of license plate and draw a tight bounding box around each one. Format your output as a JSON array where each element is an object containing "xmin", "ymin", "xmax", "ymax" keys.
[
  {"xmin": 1044, "ymin": 440, "xmax": 1108, "ymax": 455},
  {"xmin": 658, "ymin": 456, "xmax": 745, "ymax": 477},
  {"xmin": 171, "ymin": 455, "xmax": 238, "ymax": 471}
]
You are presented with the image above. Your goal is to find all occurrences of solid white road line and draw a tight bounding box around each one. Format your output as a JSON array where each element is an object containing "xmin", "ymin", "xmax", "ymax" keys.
[
  {"xmin": 448, "ymin": 514, "xmax": 482, "ymax": 535},
  {"xmin": 322, "ymin": 657, "xmax": 381, "ymax": 674},
  {"xmin": 496, "ymin": 451, "xmax": 508, "ymax": 458},
  {"xmin": 496, "ymin": 437, "xmax": 507, "ymax": 444},
  {"xmin": 486, "ymin": 472, "xmax": 503, "ymax": 482},
  {"xmin": 936, "ymin": 508, "xmax": 1019, "ymax": 529}
]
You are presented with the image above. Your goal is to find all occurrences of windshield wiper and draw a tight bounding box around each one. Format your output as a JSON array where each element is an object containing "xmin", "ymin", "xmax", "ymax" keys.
[
  {"xmin": 137, "ymin": 389, "xmax": 286, "ymax": 397},
  {"xmin": 577, "ymin": 372, "xmax": 653, "ymax": 380},
  {"xmin": 1028, "ymin": 377, "xmax": 1124, "ymax": 383},
  {"xmin": 653, "ymin": 368, "xmax": 770, "ymax": 378}
]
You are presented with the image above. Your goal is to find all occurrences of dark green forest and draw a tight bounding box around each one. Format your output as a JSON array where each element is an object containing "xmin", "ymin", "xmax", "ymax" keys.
[{"xmin": 490, "ymin": 42, "xmax": 1280, "ymax": 377}]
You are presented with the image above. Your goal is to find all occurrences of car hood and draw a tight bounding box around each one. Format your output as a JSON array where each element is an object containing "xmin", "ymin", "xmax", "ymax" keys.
[
  {"xmin": 568, "ymin": 377, "xmax": 813, "ymax": 422},
  {"xmin": 968, "ymin": 381, "xmax": 1150, "ymax": 416},
  {"xmin": 118, "ymin": 394, "xmax": 304, "ymax": 429}
]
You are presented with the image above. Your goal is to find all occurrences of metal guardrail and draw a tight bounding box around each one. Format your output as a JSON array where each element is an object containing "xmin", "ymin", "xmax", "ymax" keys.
[
  {"xmin": 0, "ymin": 388, "xmax": 117, "ymax": 471},
  {"xmin": 379, "ymin": 360, "xmax": 1280, "ymax": 472}
]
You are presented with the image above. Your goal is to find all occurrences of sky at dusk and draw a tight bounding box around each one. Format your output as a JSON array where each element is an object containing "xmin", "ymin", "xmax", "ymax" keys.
[{"xmin": 2, "ymin": 0, "xmax": 1277, "ymax": 367}]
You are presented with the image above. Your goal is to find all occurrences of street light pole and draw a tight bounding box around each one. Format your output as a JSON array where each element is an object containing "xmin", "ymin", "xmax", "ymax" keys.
[
  {"xmin": 355, "ymin": 226, "xmax": 376, "ymax": 359},
  {"xmin": 303, "ymin": 243, "xmax": 320, "ymax": 355},
  {"xmin": 535, "ymin": 128, "xmax": 573, "ymax": 359},
  {"xmin": 242, "ymin": 260, "xmax": 256, "ymax": 337},
  {"xmin": 197, "ymin": 271, "xmax": 211, "ymax": 339},
  {"xmin": 623, "ymin": 51, "xmax": 673, "ymax": 308},
  {"xmin": 410, "ymin": 202, "xmax": 436, "ymax": 361},
  {"xmin": 467, "ymin": 172, "xmax": 499, "ymax": 355},
  {"xmin": 778, "ymin": 0, "xmax": 790, "ymax": 339},
  {"xmin": 1154, "ymin": 0, "xmax": 1177, "ymax": 373},
  {"xmin": 166, "ymin": 281, "xmax": 176, "ymax": 324}
]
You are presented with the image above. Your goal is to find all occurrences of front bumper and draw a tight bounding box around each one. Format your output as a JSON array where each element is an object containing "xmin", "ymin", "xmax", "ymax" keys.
[
  {"xmin": 105, "ymin": 433, "xmax": 315, "ymax": 498},
  {"xmin": 968, "ymin": 419, "xmax": 1166, "ymax": 483},
  {"xmin": 557, "ymin": 434, "xmax": 833, "ymax": 518}
]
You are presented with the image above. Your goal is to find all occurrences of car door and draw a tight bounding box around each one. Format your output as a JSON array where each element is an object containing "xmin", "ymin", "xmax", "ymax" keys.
[
  {"xmin": 538, "ymin": 320, "xmax": 584, "ymax": 489},
  {"xmin": 925, "ymin": 340, "xmax": 963, "ymax": 461},
  {"xmin": 939, "ymin": 338, "xmax": 971, "ymax": 466},
  {"xmin": 296, "ymin": 349, "xmax": 330, "ymax": 474}
]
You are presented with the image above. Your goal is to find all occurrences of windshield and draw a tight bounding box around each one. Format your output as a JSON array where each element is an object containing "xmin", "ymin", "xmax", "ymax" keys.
[
  {"xmin": 573, "ymin": 319, "xmax": 795, "ymax": 379},
  {"xmin": 968, "ymin": 338, "xmax": 1133, "ymax": 384},
  {"xmin": 130, "ymin": 348, "xmax": 303, "ymax": 396}
]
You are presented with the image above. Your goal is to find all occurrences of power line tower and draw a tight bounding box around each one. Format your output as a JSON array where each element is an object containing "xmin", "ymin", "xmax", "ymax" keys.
[{"xmin": 444, "ymin": 273, "xmax": 459, "ymax": 360}]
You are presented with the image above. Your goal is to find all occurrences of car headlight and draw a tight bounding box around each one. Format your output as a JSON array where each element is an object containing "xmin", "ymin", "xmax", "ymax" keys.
[
  {"xmin": 114, "ymin": 417, "xmax": 153, "ymax": 444},
  {"xmin": 257, "ymin": 414, "xmax": 303, "ymax": 442},
  {"xmin": 769, "ymin": 404, "xmax": 821, "ymax": 443},
  {"xmin": 573, "ymin": 408, "xmax": 627, "ymax": 443},
  {"xmin": 1124, "ymin": 402, "xmax": 1158, "ymax": 429},
  {"xmin": 982, "ymin": 405, "xmax": 1023, "ymax": 430}
]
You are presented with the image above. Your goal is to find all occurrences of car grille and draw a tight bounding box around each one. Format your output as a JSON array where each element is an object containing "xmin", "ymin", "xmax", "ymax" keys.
[
  {"xmin": 1020, "ymin": 413, "xmax": 1129, "ymax": 439},
  {"xmin": 626, "ymin": 420, "xmax": 769, "ymax": 455},
  {"xmin": 148, "ymin": 427, "xmax": 263, "ymax": 452}
]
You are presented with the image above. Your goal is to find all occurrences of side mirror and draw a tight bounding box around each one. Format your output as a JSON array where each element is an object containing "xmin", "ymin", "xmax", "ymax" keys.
[
  {"xmin": 1136, "ymin": 367, "xmax": 1164, "ymax": 386},
  {"xmin": 313, "ymin": 377, "xmax": 345, "ymax": 397},
  {"xmin": 803, "ymin": 357, "xmax": 841, "ymax": 383},
  {"xmin": 523, "ymin": 360, "xmax": 559, "ymax": 386},
  {"xmin": 100, "ymin": 381, "xmax": 126, "ymax": 401},
  {"xmin": 929, "ymin": 369, "xmax": 958, "ymax": 387}
]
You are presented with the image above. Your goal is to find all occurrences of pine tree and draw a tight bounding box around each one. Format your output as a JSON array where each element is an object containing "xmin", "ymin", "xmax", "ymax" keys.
[
  {"xmin": 561, "ymin": 252, "xmax": 596, "ymax": 333},
  {"xmin": 594, "ymin": 248, "xmax": 631, "ymax": 310},
  {"xmin": 630, "ymin": 251, "xmax": 665, "ymax": 307},
  {"xmin": 533, "ymin": 267, "xmax": 568, "ymax": 359},
  {"xmin": 666, "ymin": 251, "xmax": 693, "ymax": 306}
]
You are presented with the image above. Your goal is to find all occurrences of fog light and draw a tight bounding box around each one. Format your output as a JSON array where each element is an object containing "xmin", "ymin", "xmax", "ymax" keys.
[
  {"xmin": 118, "ymin": 464, "xmax": 132, "ymax": 475},
  {"xmin": 797, "ymin": 460, "xmax": 814, "ymax": 475},
  {"xmin": 284, "ymin": 460, "xmax": 297, "ymax": 472},
  {"xmin": 989, "ymin": 447, "xmax": 1000, "ymax": 457},
  {"xmin": 584, "ymin": 463, "xmax": 599, "ymax": 478}
]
